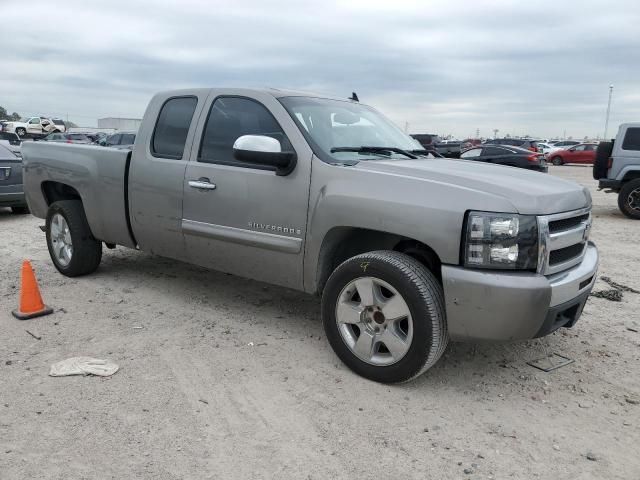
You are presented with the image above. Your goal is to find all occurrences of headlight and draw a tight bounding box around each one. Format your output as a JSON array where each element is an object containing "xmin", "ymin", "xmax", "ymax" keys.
[{"xmin": 463, "ymin": 211, "xmax": 538, "ymax": 270}]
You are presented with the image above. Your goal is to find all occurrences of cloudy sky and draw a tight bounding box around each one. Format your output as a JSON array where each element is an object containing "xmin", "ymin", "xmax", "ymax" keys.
[{"xmin": 3, "ymin": 0, "xmax": 639, "ymax": 139}]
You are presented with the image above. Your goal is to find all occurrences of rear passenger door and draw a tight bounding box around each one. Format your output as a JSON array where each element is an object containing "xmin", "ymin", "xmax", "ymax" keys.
[
  {"xmin": 128, "ymin": 93, "xmax": 205, "ymax": 261},
  {"xmin": 181, "ymin": 93, "xmax": 312, "ymax": 289}
]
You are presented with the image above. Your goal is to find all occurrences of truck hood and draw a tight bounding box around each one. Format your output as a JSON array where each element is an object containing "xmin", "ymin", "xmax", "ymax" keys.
[{"xmin": 354, "ymin": 158, "xmax": 591, "ymax": 215}]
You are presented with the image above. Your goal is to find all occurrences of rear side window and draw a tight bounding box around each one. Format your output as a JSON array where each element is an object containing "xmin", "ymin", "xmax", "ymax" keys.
[
  {"xmin": 152, "ymin": 96, "xmax": 198, "ymax": 159},
  {"xmin": 622, "ymin": 128, "xmax": 640, "ymax": 151},
  {"xmin": 198, "ymin": 96, "xmax": 291, "ymax": 166}
]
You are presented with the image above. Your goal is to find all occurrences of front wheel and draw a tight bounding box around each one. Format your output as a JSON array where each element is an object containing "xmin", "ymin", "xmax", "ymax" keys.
[
  {"xmin": 618, "ymin": 179, "xmax": 640, "ymax": 219},
  {"xmin": 322, "ymin": 251, "xmax": 448, "ymax": 383},
  {"xmin": 15, "ymin": 127, "xmax": 26, "ymax": 137},
  {"xmin": 552, "ymin": 156, "xmax": 563, "ymax": 166},
  {"xmin": 46, "ymin": 200, "xmax": 102, "ymax": 276}
]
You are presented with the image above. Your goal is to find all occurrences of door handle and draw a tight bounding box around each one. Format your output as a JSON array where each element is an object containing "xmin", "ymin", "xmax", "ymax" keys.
[{"xmin": 188, "ymin": 179, "xmax": 216, "ymax": 190}]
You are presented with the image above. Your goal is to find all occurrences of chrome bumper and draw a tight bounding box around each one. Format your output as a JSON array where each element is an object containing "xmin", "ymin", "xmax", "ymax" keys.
[{"xmin": 442, "ymin": 242, "xmax": 598, "ymax": 342}]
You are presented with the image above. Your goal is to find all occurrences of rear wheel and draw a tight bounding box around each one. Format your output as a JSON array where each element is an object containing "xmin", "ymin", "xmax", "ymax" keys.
[
  {"xmin": 618, "ymin": 179, "xmax": 640, "ymax": 220},
  {"xmin": 552, "ymin": 156, "xmax": 563, "ymax": 166},
  {"xmin": 322, "ymin": 251, "xmax": 448, "ymax": 383},
  {"xmin": 46, "ymin": 200, "xmax": 102, "ymax": 276}
]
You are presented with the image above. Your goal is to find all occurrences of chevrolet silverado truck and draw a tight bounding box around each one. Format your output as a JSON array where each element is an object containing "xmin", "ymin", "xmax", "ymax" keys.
[
  {"xmin": 594, "ymin": 122, "xmax": 640, "ymax": 219},
  {"xmin": 22, "ymin": 88, "xmax": 599, "ymax": 383}
]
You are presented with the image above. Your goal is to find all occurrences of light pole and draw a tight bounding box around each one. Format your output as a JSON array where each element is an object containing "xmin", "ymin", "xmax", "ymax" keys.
[
  {"xmin": 493, "ymin": 128, "xmax": 499, "ymax": 139},
  {"xmin": 604, "ymin": 84, "xmax": 614, "ymax": 140}
]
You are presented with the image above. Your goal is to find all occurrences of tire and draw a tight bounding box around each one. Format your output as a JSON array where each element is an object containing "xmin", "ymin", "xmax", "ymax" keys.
[
  {"xmin": 322, "ymin": 251, "xmax": 448, "ymax": 383},
  {"xmin": 15, "ymin": 127, "xmax": 26, "ymax": 138},
  {"xmin": 11, "ymin": 205, "xmax": 29, "ymax": 214},
  {"xmin": 617, "ymin": 179, "xmax": 640, "ymax": 220},
  {"xmin": 551, "ymin": 156, "xmax": 563, "ymax": 166},
  {"xmin": 593, "ymin": 141, "xmax": 613, "ymax": 180},
  {"xmin": 46, "ymin": 200, "xmax": 102, "ymax": 276}
]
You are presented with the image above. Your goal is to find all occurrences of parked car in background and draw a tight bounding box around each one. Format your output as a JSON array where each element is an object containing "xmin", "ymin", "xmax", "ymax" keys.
[
  {"xmin": 411, "ymin": 134, "xmax": 462, "ymax": 158},
  {"xmin": 98, "ymin": 131, "xmax": 137, "ymax": 149},
  {"xmin": 0, "ymin": 143, "xmax": 28, "ymax": 214},
  {"xmin": 484, "ymin": 138, "xmax": 539, "ymax": 152},
  {"xmin": 3, "ymin": 116, "xmax": 62, "ymax": 138},
  {"xmin": 550, "ymin": 140, "xmax": 580, "ymax": 149},
  {"xmin": 460, "ymin": 145, "xmax": 547, "ymax": 172},
  {"xmin": 461, "ymin": 138, "xmax": 482, "ymax": 150},
  {"xmin": 548, "ymin": 143, "xmax": 597, "ymax": 165},
  {"xmin": 0, "ymin": 131, "xmax": 22, "ymax": 158},
  {"xmin": 595, "ymin": 122, "xmax": 640, "ymax": 219},
  {"xmin": 42, "ymin": 132, "xmax": 93, "ymax": 144},
  {"xmin": 536, "ymin": 142, "xmax": 556, "ymax": 155}
]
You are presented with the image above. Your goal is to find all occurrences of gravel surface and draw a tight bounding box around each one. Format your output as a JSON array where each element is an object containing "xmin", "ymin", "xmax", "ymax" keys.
[{"xmin": 1, "ymin": 165, "xmax": 638, "ymax": 479}]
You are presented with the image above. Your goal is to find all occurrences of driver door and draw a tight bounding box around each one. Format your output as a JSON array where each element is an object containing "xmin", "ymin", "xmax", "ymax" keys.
[{"xmin": 182, "ymin": 93, "xmax": 312, "ymax": 289}]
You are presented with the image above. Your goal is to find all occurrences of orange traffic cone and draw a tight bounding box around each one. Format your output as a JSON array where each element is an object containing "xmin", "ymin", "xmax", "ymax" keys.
[{"xmin": 12, "ymin": 260, "xmax": 53, "ymax": 320}]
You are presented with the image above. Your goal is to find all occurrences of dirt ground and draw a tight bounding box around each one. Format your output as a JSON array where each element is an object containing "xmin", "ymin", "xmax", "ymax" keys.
[{"xmin": 1, "ymin": 165, "xmax": 638, "ymax": 480}]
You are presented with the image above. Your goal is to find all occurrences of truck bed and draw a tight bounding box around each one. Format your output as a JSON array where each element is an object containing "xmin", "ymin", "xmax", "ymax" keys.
[{"xmin": 22, "ymin": 142, "xmax": 136, "ymax": 248}]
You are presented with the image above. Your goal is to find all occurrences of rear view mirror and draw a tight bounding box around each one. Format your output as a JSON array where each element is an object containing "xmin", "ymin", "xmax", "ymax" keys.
[{"xmin": 233, "ymin": 135, "xmax": 297, "ymax": 176}]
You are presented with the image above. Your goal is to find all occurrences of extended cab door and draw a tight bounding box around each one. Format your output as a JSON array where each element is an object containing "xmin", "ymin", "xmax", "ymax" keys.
[
  {"xmin": 181, "ymin": 92, "xmax": 312, "ymax": 290},
  {"xmin": 128, "ymin": 92, "xmax": 207, "ymax": 261}
]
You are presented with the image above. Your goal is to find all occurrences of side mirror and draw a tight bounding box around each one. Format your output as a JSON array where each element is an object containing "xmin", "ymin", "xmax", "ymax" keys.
[{"xmin": 233, "ymin": 135, "xmax": 296, "ymax": 176}]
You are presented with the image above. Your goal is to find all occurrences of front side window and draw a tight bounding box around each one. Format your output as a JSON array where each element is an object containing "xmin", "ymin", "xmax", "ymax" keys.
[
  {"xmin": 573, "ymin": 145, "xmax": 586, "ymax": 151},
  {"xmin": 108, "ymin": 134, "xmax": 121, "ymax": 145},
  {"xmin": 28, "ymin": 118, "xmax": 40, "ymax": 125},
  {"xmin": 152, "ymin": 96, "xmax": 198, "ymax": 159},
  {"xmin": 199, "ymin": 97, "xmax": 291, "ymax": 166},
  {"xmin": 622, "ymin": 128, "xmax": 640, "ymax": 151},
  {"xmin": 279, "ymin": 96, "xmax": 422, "ymax": 164}
]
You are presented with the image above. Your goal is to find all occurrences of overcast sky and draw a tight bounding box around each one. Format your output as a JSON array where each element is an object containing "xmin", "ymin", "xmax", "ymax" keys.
[{"xmin": 3, "ymin": 0, "xmax": 638, "ymax": 139}]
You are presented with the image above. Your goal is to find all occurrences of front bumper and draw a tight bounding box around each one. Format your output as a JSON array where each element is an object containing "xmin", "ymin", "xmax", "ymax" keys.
[
  {"xmin": 442, "ymin": 242, "xmax": 598, "ymax": 341},
  {"xmin": 598, "ymin": 178, "xmax": 621, "ymax": 190}
]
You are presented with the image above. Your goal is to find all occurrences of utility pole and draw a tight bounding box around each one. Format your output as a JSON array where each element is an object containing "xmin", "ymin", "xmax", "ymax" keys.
[
  {"xmin": 404, "ymin": 121, "xmax": 409, "ymax": 134},
  {"xmin": 603, "ymin": 84, "xmax": 614, "ymax": 140},
  {"xmin": 493, "ymin": 128, "xmax": 499, "ymax": 139},
  {"xmin": 476, "ymin": 128, "xmax": 480, "ymax": 139}
]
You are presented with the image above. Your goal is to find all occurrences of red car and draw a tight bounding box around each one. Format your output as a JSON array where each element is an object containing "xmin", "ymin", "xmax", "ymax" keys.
[{"xmin": 548, "ymin": 143, "xmax": 598, "ymax": 165}]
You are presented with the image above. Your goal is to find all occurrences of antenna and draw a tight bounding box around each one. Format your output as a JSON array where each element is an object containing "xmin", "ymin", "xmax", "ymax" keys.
[{"xmin": 349, "ymin": 92, "xmax": 359, "ymax": 102}]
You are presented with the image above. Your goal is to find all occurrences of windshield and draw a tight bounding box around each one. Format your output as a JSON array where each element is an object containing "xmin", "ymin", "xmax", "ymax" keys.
[{"xmin": 279, "ymin": 96, "xmax": 424, "ymax": 163}]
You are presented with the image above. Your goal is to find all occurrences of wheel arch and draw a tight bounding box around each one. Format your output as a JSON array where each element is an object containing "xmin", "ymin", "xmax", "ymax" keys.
[
  {"xmin": 41, "ymin": 181, "xmax": 82, "ymax": 206},
  {"xmin": 621, "ymin": 170, "xmax": 640, "ymax": 183},
  {"xmin": 315, "ymin": 226, "xmax": 442, "ymax": 295}
]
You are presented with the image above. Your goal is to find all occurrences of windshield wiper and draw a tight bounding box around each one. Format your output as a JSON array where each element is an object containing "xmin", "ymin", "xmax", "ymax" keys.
[{"xmin": 330, "ymin": 146, "xmax": 418, "ymax": 159}]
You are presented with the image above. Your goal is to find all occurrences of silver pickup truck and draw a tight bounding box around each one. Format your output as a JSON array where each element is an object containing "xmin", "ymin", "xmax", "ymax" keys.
[{"xmin": 22, "ymin": 88, "xmax": 599, "ymax": 383}]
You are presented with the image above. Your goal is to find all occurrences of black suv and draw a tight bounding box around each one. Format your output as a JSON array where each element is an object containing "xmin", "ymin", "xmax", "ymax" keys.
[{"xmin": 484, "ymin": 138, "xmax": 539, "ymax": 152}]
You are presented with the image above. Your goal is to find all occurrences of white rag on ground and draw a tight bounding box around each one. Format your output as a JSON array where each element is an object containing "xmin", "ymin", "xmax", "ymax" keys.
[{"xmin": 49, "ymin": 357, "xmax": 119, "ymax": 377}]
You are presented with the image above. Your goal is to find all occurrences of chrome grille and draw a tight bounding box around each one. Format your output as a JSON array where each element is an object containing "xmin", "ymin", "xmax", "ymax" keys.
[{"xmin": 538, "ymin": 207, "xmax": 592, "ymax": 275}]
